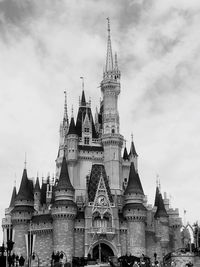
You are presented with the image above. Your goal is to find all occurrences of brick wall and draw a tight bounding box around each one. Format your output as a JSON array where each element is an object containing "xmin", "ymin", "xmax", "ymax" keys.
[
  {"xmin": 13, "ymin": 223, "xmax": 29, "ymax": 260},
  {"xmin": 53, "ymin": 218, "xmax": 74, "ymax": 261},
  {"xmin": 127, "ymin": 221, "xmax": 146, "ymax": 257},
  {"xmin": 32, "ymin": 231, "xmax": 53, "ymax": 267},
  {"xmin": 120, "ymin": 230, "xmax": 127, "ymax": 255},
  {"xmin": 146, "ymin": 231, "xmax": 156, "ymax": 261},
  {"xmin": 74, "ymin": 230, "xmax": 84, "ymax": 257}
]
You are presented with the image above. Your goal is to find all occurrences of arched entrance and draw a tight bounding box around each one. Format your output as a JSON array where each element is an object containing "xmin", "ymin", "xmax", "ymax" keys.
[{"xmin": 92, "ymin": 243, "xmax": 114, "ymax": 262}]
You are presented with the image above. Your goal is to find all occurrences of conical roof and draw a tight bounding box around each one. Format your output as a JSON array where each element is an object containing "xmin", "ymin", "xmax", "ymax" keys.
[
  {"xmin": 129, "ymin": 140, "xmax": 138, "ymax": 157},
  {"xmin": 40, "ymin": 181, "xmax": 47, "ymax": 205},
  {"xmin": 154, "ymin": 186, "xmax": 160, "ymax": 207},
  {"xmin": 154, "ymin": 192, "xmax": 168, "ymax": 218},
  {"xmin": 15, "ymin": 169, "xmax": 34, "ymax": 202},
  {"xmin": 68, "ymin": 116, "xmax": 77, "ymax": 135},
  {"xmin": 81, "ymin": 90, "xmax": 86, "ymax": 106},
  {"xmin": 75, "ymin": 106, "xmax": 98, "ymax": 138},
  {"xmin": 56, "ymin": 156, "xmax": 74, "ymax": 191},
  {"xmin": 123, "ymin": 147, "xmax": 129, "ymax": 160},
  {"xmin": 124, "ymin": 162, "xmax": 144, "ymax": 195},
  {"xmin": 34, "ymin": 177, "xmax": 40, "ymax": 192},
  {"xmin": 9, "ymin": 186, "xmax": 16, "ymax": 208}
]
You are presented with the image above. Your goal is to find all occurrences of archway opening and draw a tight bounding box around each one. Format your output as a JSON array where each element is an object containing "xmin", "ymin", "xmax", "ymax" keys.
[{"xmin": 92, "ymin": 243, "xmax": 114, "ymax": 262}]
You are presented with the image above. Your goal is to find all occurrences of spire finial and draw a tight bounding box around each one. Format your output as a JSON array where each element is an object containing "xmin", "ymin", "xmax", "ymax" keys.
[
  {"xmin": 107, "ymin": 17, "xmax": 110, "ymax": 33},
  {"xmin": 131, "ymin": 133, "xmax": 133, "ymax": 142},
  {"xmin": 24, "ymin": 152, "xmax": 27, "ymax": 169},
  {"xmin": 105, "ymin": 17, "xmax": 113, "ymax": 73},
  {"xmin": 80, "ymin": 77, "xmax": 84, "ymax": 91},
  {"xmin": 63, "ymin": 90, "xmax": 68, "ymax": 123},
  {"xmin": 156, "ymin": 174, "xmax": 159, "ymax": 187}
]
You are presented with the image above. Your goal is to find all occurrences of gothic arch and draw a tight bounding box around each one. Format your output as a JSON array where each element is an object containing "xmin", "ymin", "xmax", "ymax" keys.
[{"xmin": 88, "ymin": 239, "xmax": 118, "ymax": 257}]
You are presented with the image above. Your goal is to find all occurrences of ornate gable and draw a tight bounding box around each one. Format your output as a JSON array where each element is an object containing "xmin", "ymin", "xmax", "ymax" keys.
[{"xmin": 92, "ymin": 171, "xmax": 112, "ymax": 217}]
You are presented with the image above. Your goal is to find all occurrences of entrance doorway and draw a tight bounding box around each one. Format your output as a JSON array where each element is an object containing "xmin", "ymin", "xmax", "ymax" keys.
[{"xmin": 92, "ymin": 243, "xmax": 114, "ymax": 262}]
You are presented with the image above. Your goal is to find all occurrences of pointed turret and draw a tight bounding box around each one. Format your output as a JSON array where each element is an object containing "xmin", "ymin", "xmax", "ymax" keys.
[
  {"xmin": 154, "ymin": 186, "xmax": 160, "ymax": 207},
  {"xmin": 51, "ymin": 155, "xmax": 77, "ymax": 261},
  {"xmin": 129, "ymin": 134, "xmax": 138, "ymax": 171},
  {"xmin": 34, "ymin": 176, "xmax": 41, "ymax": 211},
  {"xmin": 56, "ymin": 155, "xmax": 74, "ymax": 192},
  {"xmin": 129, "ymin": 138, "xmax": 138, "ymax": 157},
  {"xmin": 63, "ymin": 91, "xmax": 69, "ymax": 126},
  {"xmin": 105, "ymin": 17, "xmax": 113, "ymax": 74},
  {"xmin": 123, "ymin": 146, "xmax": 129, "ymax": 160},
  {"xmin": 123, "ymin": 163, "xmax": 146, "ymax": 257},
  {"xmin": 154, "ymin": 192, "xmax": 168, "ymax": 218},
  {"xmin": 81, "ymin": 90, "xmax": 86, "ymax": 106},
  {"xmin": 34, "ymin": 177, "xmax": 40, "ymax": 192},
  {"xmin": 68, "ymin": 113, "xmax": 77, "ymax": 135},
  {"xmin": 9, "ymin": 186, "xmax": 16, "ymax": 208},
  {"xmin": 124, "ymin": 162, "xmax": 144, "ymax": 195},
  {"xmin": 15, "ymin": 169, "xmax": 34, "ymax": 202}
]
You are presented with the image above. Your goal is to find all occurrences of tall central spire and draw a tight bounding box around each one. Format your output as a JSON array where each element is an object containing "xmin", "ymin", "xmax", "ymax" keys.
[
  {"xmin": 105, "ymin": 17, "xmax": 113, "ymax": 73},
  {"xmin": 63, "ymin": 91, "xmax": 69, "ymax": 124}
]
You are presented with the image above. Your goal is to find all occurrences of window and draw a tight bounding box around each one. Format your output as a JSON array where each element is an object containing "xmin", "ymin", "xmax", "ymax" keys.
[
  {"xmin": 84, "ymin": 127, "xmax": 89, "ymax": 133},
  {"xmin": 84, "ymin": 137, "xmax": 89, "ymax": 144}
]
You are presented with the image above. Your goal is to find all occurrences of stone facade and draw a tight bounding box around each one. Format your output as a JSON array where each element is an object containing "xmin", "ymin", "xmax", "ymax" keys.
[{"xmin": 2, "ymin": 20, "xmax": 183, "ymax": 267}]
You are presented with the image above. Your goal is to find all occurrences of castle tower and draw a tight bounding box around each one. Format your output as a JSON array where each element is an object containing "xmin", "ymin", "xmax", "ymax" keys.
[
  {"xmin": 123, "ymin": 162, "xmax": 146, "ymax": 256},
  {"xmin": 154, "ymin": 187, "xmax": 169, "ymax": 257},
  {"xmin": 11, "ymin": 167, "xmax": 34, "ymax": 258},
  {"xmin": 34, "ymin": 177, "xmax": 41, "ymax": 212},
  {"xmin": 129, "ymin": 135, "xmax": 138, "ymax": 172},
  {"xmin": 2, "ymin": 185, "xmax": 16, "ymax": 252},
  {"xmin": 101, "ymin": 18, "xmax": 123, "ymax": 193},
  {"xmin": 56, "ymin": 91, "xmax": 69, "ymax": 179},
  {"xmin": 51, "ymin": 155, "xmax": 77, "ymax": 261},
  {"xmin": 67, "ymin": 110, "xmax": 78, "ymax": 161}
]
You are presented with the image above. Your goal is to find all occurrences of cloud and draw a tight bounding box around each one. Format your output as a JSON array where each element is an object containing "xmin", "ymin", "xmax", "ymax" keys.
[{"xmin": 0, "ymin": 0, "xmax": 200, "ymax": 242}]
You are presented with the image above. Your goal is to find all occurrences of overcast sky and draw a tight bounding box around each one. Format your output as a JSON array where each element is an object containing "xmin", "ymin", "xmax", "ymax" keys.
[{"xmin": 0, "ymin": 0, "xmax": 200, "ymax": 243}]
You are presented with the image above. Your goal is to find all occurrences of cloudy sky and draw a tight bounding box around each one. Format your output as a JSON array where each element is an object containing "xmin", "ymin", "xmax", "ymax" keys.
[{"xmin": 0, "ymin": 0, "xmax": 200, "ymax": 242}]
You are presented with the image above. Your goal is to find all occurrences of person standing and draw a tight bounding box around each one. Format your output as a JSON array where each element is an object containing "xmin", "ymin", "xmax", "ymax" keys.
[{"xmin": 19, "ymin": 256, "xmax": 25, "ymax": 267}]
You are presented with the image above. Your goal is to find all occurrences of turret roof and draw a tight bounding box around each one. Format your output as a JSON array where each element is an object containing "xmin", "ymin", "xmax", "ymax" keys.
[
  {"xmin": 81, "ymin": 90, "xmax": 86, "ymax": 106},
  {"xmin": 40, "ymin": 180, "xmax": 47, "ymax": 205},
  {"xmin": 154, "ymin": 192, "xmax": 168, "ymax": 218},
  {"xmin": 68, "ymin": 116, "xmax": 77, "ymax": 135},
  {"xmin": 34, "ymin": 177, "xmax": 40, "ymax": 192},
  {"xmin": 9, "ymin": 186, "xmax": 16, "ymax": 208},
  {"xmin": 154, "ymin": 186, "xmax": 160, "ymax": 207},
  {"xmin": 124, "ymin": 162, "xmax": 144, "ymax": 195},
  {"xmin": 15, "ymin": 169, "xmax": 34, "ymax": 202},
  {"xmin": 129, "ymin": 140, "xmax": 138, "ymax": 157},
  {"xmin": 123, "ymin": 147, "xmax": 129, "ymax": 160},
  {"xmin": 56, "ymin": 156, "xmax": 74, "ymax": 191},
  {"xmin": 75, "ymin": 105, "xmax": 98, "ymax": 138}
]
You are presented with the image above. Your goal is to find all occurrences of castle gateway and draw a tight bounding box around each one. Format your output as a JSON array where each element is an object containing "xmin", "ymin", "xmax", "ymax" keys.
[{"xmin": 2, "ymin": 20, "xmax": 182, "ymax": 266}]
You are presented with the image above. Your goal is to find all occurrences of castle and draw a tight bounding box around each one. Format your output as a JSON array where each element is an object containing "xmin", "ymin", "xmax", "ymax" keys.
[{"xmin": 2, "ymin": 19, "xmax": 183, "ymax": 266}]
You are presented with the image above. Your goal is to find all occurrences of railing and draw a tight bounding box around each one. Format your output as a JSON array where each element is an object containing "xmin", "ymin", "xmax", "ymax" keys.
[{"xmin": 89, "ymin": 227, "xmax": 115, "ymax": 234}]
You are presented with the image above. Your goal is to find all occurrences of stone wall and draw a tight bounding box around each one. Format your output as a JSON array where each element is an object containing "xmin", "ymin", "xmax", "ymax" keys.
[
  {"xmin": 13, "ymin": 223, "xmax": 29, "ymax": 260},
  {"xmin": 53, "ymin": 218, "xmax": 74, "ymax": 261},
  {"xmin": 74, "ymin": 229, "xmax": 84, "ymax": 257},
  {"xmin": 127, "ymin": 221, "xmax": 146, "ymax": 257},
  {"xmin": 120, "ymin": 230, "xmax": 127, "ymax": 255},
  {"xmin": 32, "ymin": 231, "xmax": 53, "ymax": 267}
]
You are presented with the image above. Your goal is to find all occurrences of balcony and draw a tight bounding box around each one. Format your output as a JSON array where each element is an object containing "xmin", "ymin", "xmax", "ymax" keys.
[{"xmin": 89, "ymin": 227, "xmax": 115, "ymax": 235}]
